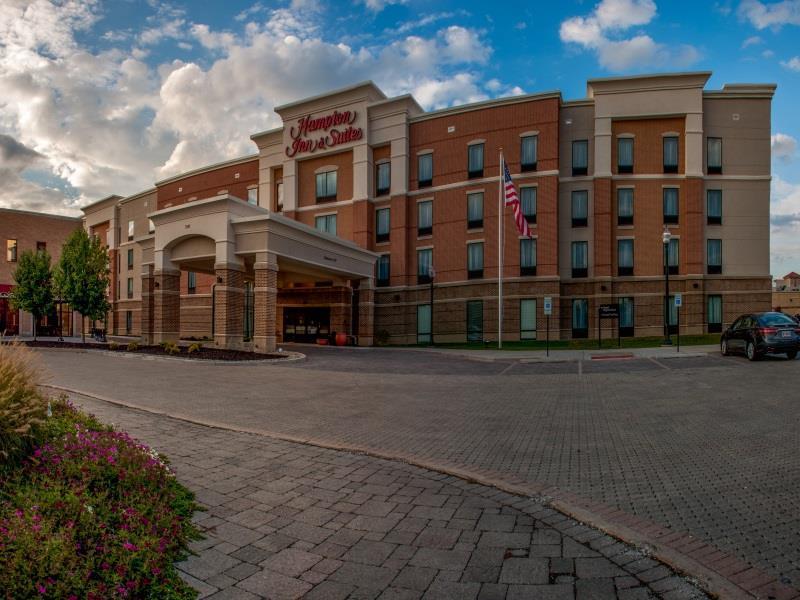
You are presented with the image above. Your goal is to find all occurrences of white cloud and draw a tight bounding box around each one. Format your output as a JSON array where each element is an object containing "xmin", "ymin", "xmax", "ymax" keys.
[
  {"xmin": 781, "ymin": 56, "xmax": 800, "ymax": 70},
  {"xmin": 762, "ymin": 49, "xmax": 775, "ymax": 57},
  {"xmin": 742, "ymin": 35, "xmax": 762, "ymax": 47},
  {"xmin": 770, "ymin": 175, "xmax": 800, "ymax": 276},
  {"xmin": 772, "ymin": 133, "xmax": 797, "ymax": 161},
  {"xmin": 361, "ymin": 0, "xmax": 407, "ymax": 11},
  {"xmin": 559, "ymin": 0, "xmax": 700, "ymax": 71},
  {"xmin": 738, "ymin": 0, "xmax": 800, "ymax": 29}
]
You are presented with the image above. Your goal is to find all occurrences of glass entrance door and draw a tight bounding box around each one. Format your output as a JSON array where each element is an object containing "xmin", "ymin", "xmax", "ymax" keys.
[{"xmin": 283, "ymin": 307, "xmax": 331, "ymax": 343}]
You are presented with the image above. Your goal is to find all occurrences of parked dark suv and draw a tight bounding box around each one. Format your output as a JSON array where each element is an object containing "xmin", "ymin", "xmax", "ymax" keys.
[{"xmin": 721, "ymin": 312, "xmax": 800, "ymax": 361}]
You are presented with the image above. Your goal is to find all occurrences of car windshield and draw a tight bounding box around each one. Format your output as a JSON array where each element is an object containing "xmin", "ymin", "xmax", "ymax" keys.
[{"xmin": 759, "ymin": 313, "xmax": 796, "ymax": 326}]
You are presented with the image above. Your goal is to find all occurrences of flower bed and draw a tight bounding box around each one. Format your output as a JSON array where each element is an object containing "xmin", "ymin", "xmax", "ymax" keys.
[
  {"xmin": 11, "ymin": 340, "xmax": 287, "ymax": 361},
  {"xmin": 0, "ymin": 399, "xmax": 200, "ymax": 599}
]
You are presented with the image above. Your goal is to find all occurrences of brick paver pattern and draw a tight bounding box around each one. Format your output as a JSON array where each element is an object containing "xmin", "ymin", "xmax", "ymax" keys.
[{"xmin": 73, "ymin": 396, "xmax": 707, "ymax": 600}]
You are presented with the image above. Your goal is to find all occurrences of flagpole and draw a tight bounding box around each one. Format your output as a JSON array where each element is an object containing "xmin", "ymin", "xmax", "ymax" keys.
[{"xmin": 498, "ymin": 149, "xmax": 503, "ymax": 350}]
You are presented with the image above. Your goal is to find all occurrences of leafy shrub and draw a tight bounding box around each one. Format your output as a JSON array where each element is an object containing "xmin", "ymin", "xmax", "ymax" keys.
[
  {"xmin": 108, "ymin": 342, "xmax": 119, "ymax": 351},
  {"xmin": 0, "ymin": 341, "xmax": 47, "ymax": 463},
  {"xmin": 163, "ymin": 342, "xmax": 180, "ymax": 355},
  {"xmin": 187, "ymin": 343, "xmax": 202, "ymax": 355},
  {"xmin": 0, "ymin": 399, "xmax": 200, "ymax": 599},
  {"xmin": 375, "ymin": 329, "xmax": 390, "ymax": 346},
  {"xmin": 126, "ymin": 342, "xmax": 139, "ymax": 352}
]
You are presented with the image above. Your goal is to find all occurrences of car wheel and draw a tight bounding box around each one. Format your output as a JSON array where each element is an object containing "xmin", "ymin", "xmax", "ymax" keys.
[
  {"xmin": 787, "ymin": 351, "xmax": 798, "ymax": 360},
  {"xmin": 746, "ymin": 341, "xmax": 760, "ymax": 361},
  {"xmin": 721, "ymin": 339, "xmax": 730, "ymax": 356}
]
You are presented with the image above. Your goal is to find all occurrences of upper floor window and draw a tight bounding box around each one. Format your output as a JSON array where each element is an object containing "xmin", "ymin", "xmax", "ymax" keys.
[
  {"xmin": 572, "ymin": 140, "xmax": 588, "ymax": 176},
  {"xmin": 127, "ymin": 249, "xmax": 134, "ymax": 270},
  {"xmin": 315, "ymin": 170, "xmax": 337, "ymax": 202},
  {"xmin": 520, "ymin": 135, "xmax": 538, "ymax": 172},
  {"xmin": 520, "ymin": 238, "xmax": 537, "ymax": 276},
  {"xmin": 468, "ymin": 143, "xmax": 484, "ymax": 178},
  {"xmin": 276, "ymin": 181, "xmax": 284, "ymax": 212},
  {"xmin": 376, "ymin": 162, "xmax": 391, "ymax": 196},
  {"xmin": 617, "ymin": 137, "xmax": 633, "ymax": 173},
  {"xmin": 418, "ymin": 200, "xmax": 432, "ymax": 236},
  {"xmin": 376, "ymin": 207, "xmax": 390, "ymax": 243},
  {"xmin": 315, "ymin": 213, "xmax": 337, "ymax": 235},
  {"xmin": 418, "ymin": 153, "xmax": 433, "ymax": 188},
  {"xmin": 148, "ymin": 219, "xmax": 155, "ymax": 234},
  {"xmin": 663, "ymin": 188, "xmax": 679, "ymax": 224},
  {"xmin": 617, "ymin": 188, "xmax": 634, "ymax": 226},
  {"xmin": 467, "ymin": 192, "xmax": 483, "ymax": 229},
  {"xmin": 571, "ymin": 241, "xmax": 588, "ymax": 278},
  {"xmin": 707, "ymin": 137, "xmax": 722, "ymax": 174},
  {"xmin": 521, "ymin": 187, "xmax": 537, "ymax": 224},
  {"xmin": 377, "ymin": 254, "xmax": 390, "ymax": 287},
  {"xmin": 617, "ymin": 239, "xmax": 634, "ymax": 276},
  {"xmin": 667, "ymin": 238, "xmax": 679, "ymax": 275},
  {"xmin": 707, "ymin": 190, "xmax": 722, "ymax": 225},
  {"xmin": 619, "ymin": 297, "xmax": 634, "ymax": 337},
  {"xmin": 663, "ymin": 136, "xmax": 679, "ymax": 173},
  {"xmin": 127, "ymin": 277, "xmax": 134, "ymax": 299},
  {"xmin": 187, "ymin": 271, "xmax": 196, "ymax": 294},
  {"xmin": 520, "ymin": 299, "xmax": 537, "ymax": 339},
  {"xmin": 571, "ymin": 190, "xmax": 588, "ymax": 227},
  {"xmin": 6, "ymin": 239, "xmax": 17, "ymax": 262},
  {"xmin": 417, "ymin": 248, "xmax": 433, "ymax": 284},
  {"xmin": 247, "ymin": 187, "xmax": 258, "ymax": 205},
  {"xmin": 467, "ymin": 242, "xmax": 484, "ymax": 279},
  {"xmin": 707, "ymin": 239, "xmax": 722, "ymax": 274},
  {"xmin": 127, "ymin": 220, "xmax": 135, "ymax": 241},
  {"xmin": 708, "ymin": 295, "xmax": 723, "ymax": 333}
]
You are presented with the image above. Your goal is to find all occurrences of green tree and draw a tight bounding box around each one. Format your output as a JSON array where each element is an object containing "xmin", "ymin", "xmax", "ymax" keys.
[
  {"xmin": 54, "ymin": 229, "xmax": 110, "ymax": 343},
  {"xmin": 10, "ymin": 249, "xmax": 54, "ymax": 341}
]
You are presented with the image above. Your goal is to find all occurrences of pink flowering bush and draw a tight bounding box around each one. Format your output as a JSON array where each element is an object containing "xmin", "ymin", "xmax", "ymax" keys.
[{"xmin": 0, "ymin": 399, "xmax": 200, "ymax": 599}]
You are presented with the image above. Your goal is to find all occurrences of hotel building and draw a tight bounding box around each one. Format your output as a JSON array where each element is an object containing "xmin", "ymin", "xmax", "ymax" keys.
[{"xmin": 77, "ymin": 71, "xmax": 774, "ymax": 351}]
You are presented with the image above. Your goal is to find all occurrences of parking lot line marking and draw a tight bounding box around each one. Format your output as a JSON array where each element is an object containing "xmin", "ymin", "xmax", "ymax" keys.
[
  {"xmin": 499, "ymin": 362, "xmax": 517, "ymax": 375},
  {"xmin": 648, "ymin": 357, "xmax": 670, "ymax": 370}
]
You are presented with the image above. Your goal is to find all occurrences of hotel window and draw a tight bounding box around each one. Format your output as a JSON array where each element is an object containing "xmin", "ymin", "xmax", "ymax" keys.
[
  {"xmin": 247, "ymin": 187, "xmax": 258, "ymax": 205},
  {"xmin": 117, "ymin": 280, "xmax": 120, "ymax": 301},
  {"xmin": 520, "ymin": 238, "xmax": 536, "ymax": 276},
  {"xmin": 520, "ymin": 135, "xmax": 538, "ymax": 172},
  {"xmin": 36, "ymin": 241, "xmax": 46, "ymax": 252},
  {"xmin": 707, "ymin": 137, "xmax": 722, "ymax": 174},
  {"xmin": 377, "ymin": 255, "xmax": 390, "ymax": 287},
  {"xmin": 663, "ymin": 188, "xmax": 679, "ymax": 224},
  {"xmin": 417, "ymin": 248, "xmax": 433, "ymax": 284},
  {"xmin": 417, "ymin": 304, "xmax": 431, "ymax": 344},
  {"xmin": 126, "ymin": 310, "xmax": 133, "ymax": 335},
  {"xmin": 617, "ymin": 188, "xmax": 634, "ymax": 226},
  {"xmin": 667, "ymin": 238, "xmax": 679, "ymax": 275},
  {"xmin": 127, "ymin": 277, "xmax": 133, "ymax": 299},
  {"xmin": 376, "ymin": 162, "xmax": 391, "ymax": 196},
  {"xmin": 520, "ymin": 187, "xmax": 536, "ymax": 224},
  {"xmin": 127, "ymin": 249, "xmax": 134, "ymax": 270},
  {"xmin": 127, "ymin": 220, "xmax": 135, "ymax": 241},
  {"xmin": 315, "ymin": 170, "xmax": 337, "ymax": 202},
  {"xmin": 707, "ymin": 239, "xmax": 722, "ymax": 274},
  {"xmin": 467, "ymin": 242, "xmax": 484, "ymax": 279},
  {"xmin": 467, "ymin": 143, "xmax": 484, "ymax": 178},
  {"xmin": 663, "ymin": 136, "xmax": 679, "ymax": 173},
  {"xmin": 187, "ymin": 271, "xmax": 196, "ymax": 295},
  {"xmin": 617, "ymin": 137, "xmax": 633, "ymax": 173},
  {"xmin": 418, "ymin": 153, "xmax": 433, "ymax": 188},
  {"xmin": 619, "ymin": 297, "xmax": 634, "ymax": 337},
  {"xmin": 467, "ymin": 192, "xmax": 483, "ymax": 229},
  {"xmin": 572, "ymin": 298, "xmax": 589, "ymax": 339},
  {"xmin": 315, "ymin": 214, "xmax": 337, "ymax": 235},
  {"xmin": 571, "ymin": 241, "xmax": 588, "ymax": 278},
  {"xmin": 6, "ymin": 239, "xmax": 17, "ymax": 262},
  {"xmin": 708, "ymin": 295, "xmax": 723, "ymax": 333},
  {"xmin": 418, "ymin": 200, "xmax": 432, "ymax": 236},
  {"xmin": 466, "ymin": 300, "xmax": 483, "ymax": 342},
  {"xmin": 572, "ymin": 190, "xmax": 588, "ymax": 227},
  {"xmin": 376, "ymin": 207, "xmax": 390, "ymax": 243},
  {"xmin": 707, "ymin": 190, "xmax": 722, "ymax": 225},
  {"xmin": 520, "ymin": 299, "xmax": 537, "ymax": 340},
  {"xmin": 617, "ymin": 239, "xmax": 634, "ymax": 276},
  {"xmin": 572, "ymin": 140, "xmax": 588, "ymax": 176},
  {"xmin": 276, "ymin": 182, "xmax": 284, "ymax": 212},
  {"xmin": 148, "ymin": 219, "xmax": 155, "ymax": 234}
]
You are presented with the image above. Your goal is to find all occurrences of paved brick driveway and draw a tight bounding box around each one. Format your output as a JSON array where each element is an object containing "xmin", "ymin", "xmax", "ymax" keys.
[
  {"xmin": 38, "ymin": 347, "xmax": 800, "ymax": 593},
  {"xmin": 73, "ymin": 395, "xmax": 706, "ymax": 600}
]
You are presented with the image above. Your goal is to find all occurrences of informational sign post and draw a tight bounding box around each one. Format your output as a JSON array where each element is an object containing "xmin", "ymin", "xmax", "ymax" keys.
[
  {"xmin": 598, "ymin": 303, "xmax": 621, "ymax": 349},
  {"xmin": 544, "ymin": 297, "xmax": 552, "ymax": 357},
  {"xmin": 674, "ymin": 294, "xmax": 682, "ymax": 352}
]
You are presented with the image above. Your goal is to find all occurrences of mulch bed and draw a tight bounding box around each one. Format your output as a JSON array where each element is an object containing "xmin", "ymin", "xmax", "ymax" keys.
[{"xmin": 8, "ymin": 340, "xmax": 287, "ymax": 361}]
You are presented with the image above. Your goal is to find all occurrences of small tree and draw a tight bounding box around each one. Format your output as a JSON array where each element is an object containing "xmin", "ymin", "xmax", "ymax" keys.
[
  {"xmin": 10, "ymin": 249, "xmax": 54, "ymax": 341},
  {"xmin": 54, "ymin": 229, "xmax": 110, "ymax": 343}
]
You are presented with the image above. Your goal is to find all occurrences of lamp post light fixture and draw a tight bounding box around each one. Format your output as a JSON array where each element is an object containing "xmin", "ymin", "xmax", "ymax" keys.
[
  {"xmin": 662, "ymin": 226, "xmax": 672, "ymax": 346},
  {"xmin": 428, "ymin": 265, "xmax": 435, "ymax": 346}
]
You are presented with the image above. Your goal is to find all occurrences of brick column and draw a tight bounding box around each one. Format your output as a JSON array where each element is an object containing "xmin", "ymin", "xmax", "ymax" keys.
[
  {"xmin": 253, "ymin": 259, "xmax": 278, "ymax": 353},
  {"xmin": 214, "ymin": 267, "xmax": 246, "ymax": 350},
  {"xmin": 357, "ymin": 278, "xmax": 375, "ymax": 346},
  {"xmin": 153, "ymin": 269, "xmax": 180, "ymax": 344},
  {"xmin": 140, "ymin": 264, "xmax": 155, "ymax": 344}
]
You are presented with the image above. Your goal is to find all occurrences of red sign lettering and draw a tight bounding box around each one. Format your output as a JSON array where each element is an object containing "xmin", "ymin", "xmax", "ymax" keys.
[{"xmin": 285, "ymin": 110, "xmax": 363, "ymax": 157}]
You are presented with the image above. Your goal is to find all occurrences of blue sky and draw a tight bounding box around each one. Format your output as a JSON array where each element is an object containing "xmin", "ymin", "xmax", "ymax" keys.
[{"xmin": 1, "ymin": 0, "xmax": 799, "ymax": 275}]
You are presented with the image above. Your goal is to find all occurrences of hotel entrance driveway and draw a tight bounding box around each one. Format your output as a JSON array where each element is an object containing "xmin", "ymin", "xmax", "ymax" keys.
[{"xmin": 38, "ymin": 347, "xmax": 800, "ymax": 596}]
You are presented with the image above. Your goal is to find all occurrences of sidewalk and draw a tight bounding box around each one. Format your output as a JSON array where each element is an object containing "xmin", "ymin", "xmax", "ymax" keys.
[{"xmin": 400, "ymin": 344, "xmax": 720, "ymax": 362}]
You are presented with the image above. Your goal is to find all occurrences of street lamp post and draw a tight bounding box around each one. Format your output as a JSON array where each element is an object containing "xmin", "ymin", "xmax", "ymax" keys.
[
  {"xmin": 662, "ymin": 226, "xmax": 672, "ymax": 346},
  {"xmin": 429, "ymin": 265, "xmax": 435, "ymax": 346}
]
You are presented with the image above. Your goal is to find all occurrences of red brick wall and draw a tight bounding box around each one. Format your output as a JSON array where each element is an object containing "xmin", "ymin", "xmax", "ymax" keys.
[{"xmin": 157, "ymin": 159, "xmax": 258, "ymax": 209}]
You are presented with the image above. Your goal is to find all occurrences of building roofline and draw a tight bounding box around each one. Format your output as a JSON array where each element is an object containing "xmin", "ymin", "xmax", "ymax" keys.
[
  {"xmin": 704, "ymin": 83, "xmax": 777, "ymax": 99},
  {"xmin": 0, "ymin": 207, "xmax": 81, "ymax": 221},
  {"xmin": 154, "ymin": 154, "xmax": 259, "ymax": 187},
  {"xmin": 80, "ymin": 194, "xmax": 124, "ymax": 212},
  {"xmin": 586, "ymin": 71, "xmax": 713, "ymax": 85},
  {"xmin": 273, "ymin": 80, "xmax": 387, "ymax": 113},
  {"xmin": 119, "ymin": 187, "xmax": 157, "ymax": 205},
  {"xmin": 368, "ymin": 93, "xmax": 425, "ymax": 114},
  {"xmin": 250, "ymin": 125, "xmax": 284, "ymax": 142},
  {"xmin": 410, "ymin": 90, "xmax": 562, "ymax": 123}
]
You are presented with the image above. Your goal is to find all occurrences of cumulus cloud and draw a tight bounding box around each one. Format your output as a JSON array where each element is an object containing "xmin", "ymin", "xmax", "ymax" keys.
[
  {"xmin": 772, "ymin": 133, "xmax": 797, "ymax": 161},
  {"xmin": 361, "ymin": 0, "xmax": 407, "ymax": 11},
  {"xmin": 742, "ymin": 35, "xmax": 762, "ymax": 47},
  {"xmin": 770, "ymin": 175, "xmax": 800, "ymax": 275},
  {"xmin": 781, "ymin": 56, "xmax": 800, "ymax": 70},
  {"xmin": 738, "ymin": 0, "xmax": 800, "ymax": 29},
  {"xmin": 559, "ymin": 0, "xmax": 700, "ymax": 71}
]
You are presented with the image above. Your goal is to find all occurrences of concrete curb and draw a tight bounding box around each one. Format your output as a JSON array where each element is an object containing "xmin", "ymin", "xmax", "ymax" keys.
[
  {"xmin": 41, "ymin": 384, "xmax": 798, "ymax": 600},
  {"xmin": 33, "ymin": 347, "xmax": 306, "ymax": 366}
]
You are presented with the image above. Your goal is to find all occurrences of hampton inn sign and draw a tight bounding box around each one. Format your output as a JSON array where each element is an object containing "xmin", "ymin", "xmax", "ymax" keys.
[{"xmin": 286, "ymin": 109, "xmax": 364, "ymax": 157}]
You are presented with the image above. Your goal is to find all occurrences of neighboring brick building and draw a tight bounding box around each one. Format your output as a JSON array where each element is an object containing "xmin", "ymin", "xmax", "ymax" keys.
[
  {"xmin": 0, "ymin": 208, "xmax": 81, "ymax": 336},
  {"xmin": 80, "ymin": 71, "xmax": 775, "ymax": 351}
]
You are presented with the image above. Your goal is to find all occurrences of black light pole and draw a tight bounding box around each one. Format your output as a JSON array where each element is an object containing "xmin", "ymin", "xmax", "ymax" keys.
[
  {"xmin": 429, "ymin": 265, "xmax": 435, "ymax": 346},
  {"xmin": 662, "ymin": 226, "xmax": 672, "ymax": 346}
]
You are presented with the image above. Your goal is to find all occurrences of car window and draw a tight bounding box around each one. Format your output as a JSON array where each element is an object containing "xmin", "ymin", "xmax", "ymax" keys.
[
  {"xmin": 731, "ymin": 317, "xmax": 743, "ymax": 330},
  {"xmin": 759, "ymin": 313, "xmax": 796, "ymax": 326}
]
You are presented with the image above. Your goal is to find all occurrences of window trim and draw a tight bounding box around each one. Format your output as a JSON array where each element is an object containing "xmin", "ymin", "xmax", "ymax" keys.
[
  {"xmin": 707, "ymin": 189, "xmax": 722, "ymax": 226},
  {"xmin": 707, "ymin": 238, "xmax": 722, "ymax": 275},
  {"xmin": 572, "ymin": 139, "xmax": 589, "ymax": 176},
  {"xmin": 467, "ymin": 142, "xmax": 484, "ymax": 179},
  {"xmin": 520, "ymin": 185, "xmax": 537, "ymax": 225},
  {"xmin": 663, "ymin": 187, "xmax": 679, "ymax": 225},
  {"xmin": 466, "ymin": 191, "xmax": 484, "ymax": 230},
  {"xmin": 617, "ymin": 136, "xmax": 634, "ymax": 174},
  {"xmin": 707, "ymin": 137, "xmax": 723, "ymax": 175},
  {"xmin": 127, "ymin": 248, "xmax": 134, "ymax": 270},
  {"xmin": 520, "ymin": 298, "xmax": 537, "ymax": 340},
  {"xmin": 418, "ymin": 153, "xmax": 433, "ymax": 188},
  {"xmin": 571, "ymin": 190, "xmax": 589, "ymax": 228},
  {"xmin": 6, "ymin": 239, "xmax": 17, "ymax": 263},
  {"xmin": 663, "ymin": 135, "xmax": 679, "ymax": 174},
  {"xmin": 519, "ymin": 238, "xmax": 537, "ymax": 277},
  {"xmin": 376, "ymin": 254, "xmax": 390, "ymax": 287},
  {"xmin": 466, "ymin": 240, "xmax": 484, "ymax": 280},
  {"xmin": 617, "ymin": 238, "xmax": 634, "ymax": 277},
  {"xmin": 520, "ymin": 134, "xmax": 538, "ymax": 172},
  {"xmin": 376, "ymin": 161, "xmax": 391, "ymax": 197},
  {"xmin": 417, "ymin": 247, "xmax": 433, "ymax": 285},
  {"xmin": 417, "ymin": 199, "xmax": 433, "ymax": 237},
  {"xmin": 315, "ymin": 170, "xmax": 338, "ymax": 202},
  {"xmin": 375, "ymin": 207, "xmax": 390, "ymax": 243},
  {"xmin": 315, "ymin": 212, "xmax": 337, "ymax": 235}
]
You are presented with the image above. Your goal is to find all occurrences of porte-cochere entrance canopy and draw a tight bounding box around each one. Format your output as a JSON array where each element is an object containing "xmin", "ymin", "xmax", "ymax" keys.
[{"xmin": 138, "ymin": 194, "xmax": 378, "ymax": 352}]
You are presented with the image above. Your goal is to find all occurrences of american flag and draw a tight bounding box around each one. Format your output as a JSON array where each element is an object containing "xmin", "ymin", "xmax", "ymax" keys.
[{"xmin": 502, "ymin": 158, "xmax": 532, "ymax": 238}]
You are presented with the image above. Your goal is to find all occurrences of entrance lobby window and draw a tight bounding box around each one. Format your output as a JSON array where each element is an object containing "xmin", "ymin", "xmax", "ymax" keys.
[
  {"xmin": 708, "ymin": 295, "xmax": 723, "ymax": 333},
  {"xmin": 417, "ymin": 304, "xmax": 431, "ymax": 343},
  {"xmin": 619, "ymin": 297, "xmax": 634, "ymax": 337},
  {"xmin": 520, "ymin": 298, "xmax": 537, "ymax": 340},
  {"xmin": 316, "ymin": 170, "xmax": 337, "ymax": 202},
  {"xmin": 466, "ymin": 300, "xmax": 483, "ymax": 342},
  {"xmin": 377, "ymin": 255, "xmax": 390, "ymax": 287},
  {"xmin": 572, "ymin": 298, "xmax": 588, "ymax": 338},
  {"xmin": 315, "ymin": 214, "xmax": 337, "ymax": 236}
]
